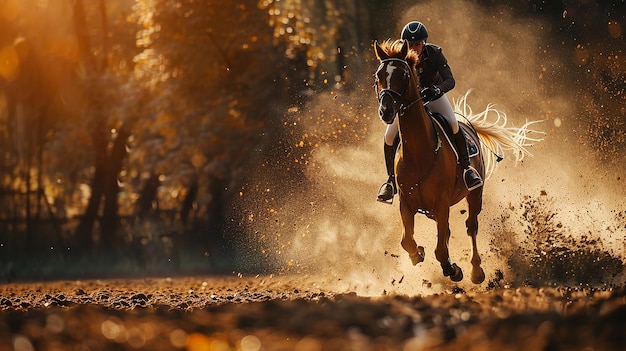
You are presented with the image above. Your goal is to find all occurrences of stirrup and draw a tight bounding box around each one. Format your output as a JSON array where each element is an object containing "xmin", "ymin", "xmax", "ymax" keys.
[
  {"xmin": 376, "ymin": 181, "xmax": 396, "ymax": 204},
  {"xmin": 463, "ymin": 167, "xmax": 483, "ymax": 191}
]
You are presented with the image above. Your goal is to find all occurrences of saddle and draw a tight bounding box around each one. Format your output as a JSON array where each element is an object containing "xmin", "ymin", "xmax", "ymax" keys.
[{"xmin": 427, "ymin": 109, "xmax": 479, "ymax": 158}]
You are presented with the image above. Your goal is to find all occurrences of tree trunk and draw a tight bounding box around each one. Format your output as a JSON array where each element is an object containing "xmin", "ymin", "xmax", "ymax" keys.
[
  {"xmin": 100, "ymin": 125, "xmax": 130, "ymax": 249},
  {"xmin": 74, "ymin": 126, "xmax": 107, "ymax": 250},
  {"xmin": 180, "ymin": 177, "xmax": 198, "ymax": 229},
  {"xmin": 71, "ymin": 0, "xmax": 112, "ymax": 251}
]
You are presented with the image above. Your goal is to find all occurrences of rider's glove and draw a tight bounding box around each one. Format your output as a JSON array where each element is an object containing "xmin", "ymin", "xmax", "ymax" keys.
[{"xmin": 420, "ymin": 86, "xmax": 442, "ymax": 103}]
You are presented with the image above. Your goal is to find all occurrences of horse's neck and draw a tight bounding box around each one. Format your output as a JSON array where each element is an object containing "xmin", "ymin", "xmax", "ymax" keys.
[{"xmin": 398, "ymin": 78, "xmax": 437, "ymax": 155}]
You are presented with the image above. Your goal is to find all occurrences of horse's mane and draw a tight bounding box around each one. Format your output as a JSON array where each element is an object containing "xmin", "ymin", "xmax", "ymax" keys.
[{"xmin": 378, "ymin": 39, "xmax": 420, "ymax": 69}]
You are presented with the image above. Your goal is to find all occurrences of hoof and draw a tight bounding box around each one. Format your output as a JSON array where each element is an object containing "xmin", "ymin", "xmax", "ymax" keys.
[
  {"xmin": 409, "ymin": 246, "xmax": 425, "ymax": 265},
  {"xmin": 450, "ymin": 264, "xmax": 464, "ymax": 282},
  {"xmin": 471, "ymin": 266, "xmax": 485, "ymax": 284},
  {"xmin": 443, "ymin": 262, "xmax": 463, "ymax": 282}
]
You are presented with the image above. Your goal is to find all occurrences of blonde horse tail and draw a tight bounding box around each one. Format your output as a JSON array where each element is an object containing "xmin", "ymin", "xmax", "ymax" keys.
[{"xmin": 453, "ymin": 90, "xmax": 545, "ymax": 179}]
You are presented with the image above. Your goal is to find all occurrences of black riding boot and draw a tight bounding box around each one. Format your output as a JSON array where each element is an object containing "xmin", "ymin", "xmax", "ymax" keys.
[
  {"xmin": 453, "ymin": 130, "xmax": 483, "ymax": 191},
  {"xmin": 377, "ymin": 135, "xmax": 400, "ymax": 202}
]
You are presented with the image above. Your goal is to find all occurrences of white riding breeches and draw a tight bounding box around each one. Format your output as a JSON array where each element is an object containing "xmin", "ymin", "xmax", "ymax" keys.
[{"xmin": 384, "ymin": 93, "xmax": 459, "ymax": 146}]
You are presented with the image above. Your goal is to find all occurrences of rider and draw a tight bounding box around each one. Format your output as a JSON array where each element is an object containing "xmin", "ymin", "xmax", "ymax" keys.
[{"xmin": 377, "ymin": 21, "xmax": 483, "ymax": 202}]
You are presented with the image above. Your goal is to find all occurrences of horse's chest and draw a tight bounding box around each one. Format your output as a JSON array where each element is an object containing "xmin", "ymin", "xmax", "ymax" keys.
[{"xmin": 396, "ymin": 158, "xmax": 457, "ymax": 205}]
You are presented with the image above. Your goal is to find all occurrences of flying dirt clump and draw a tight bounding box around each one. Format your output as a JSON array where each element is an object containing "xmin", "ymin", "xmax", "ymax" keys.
[{"xmin": 497, "ymin": 194, "xmax": 624, "ymax": 287}]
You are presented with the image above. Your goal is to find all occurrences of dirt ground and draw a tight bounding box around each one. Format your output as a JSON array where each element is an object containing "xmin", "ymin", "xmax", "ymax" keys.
[{"xmin": 1, "ymin": 275, "xmax": 626, "ymax": 351}]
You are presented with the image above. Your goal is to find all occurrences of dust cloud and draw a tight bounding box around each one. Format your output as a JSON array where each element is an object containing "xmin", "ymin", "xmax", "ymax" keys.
[{"xmin": 243, "ymin": 0, "xmax": 626, "ymax": 295}]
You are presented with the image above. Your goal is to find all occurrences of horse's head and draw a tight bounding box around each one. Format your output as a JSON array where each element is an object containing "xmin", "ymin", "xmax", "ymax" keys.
[{"xmin": 373, "ymin": 40, "xmax": 419, "ymax": 124}]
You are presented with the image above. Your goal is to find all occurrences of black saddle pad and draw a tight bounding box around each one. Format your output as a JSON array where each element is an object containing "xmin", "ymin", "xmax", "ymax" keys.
[
  {"xmin": 429, "ymin": 110, "xmax": 453, "ymax": 135},
  {"xmin": 428, "ymin": 110, "xmax": 479, "ymax": 158}
]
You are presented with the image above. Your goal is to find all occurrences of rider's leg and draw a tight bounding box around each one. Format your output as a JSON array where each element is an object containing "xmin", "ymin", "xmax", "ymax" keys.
[
  {"xmin": 453, "ymin": 131, "xmax": 483, "ymax": 190},
  {"xmin": 377, "ymin": 121, "xmax": 400, "ymax": 201},
  {"xmin": 384, "ymin": 135, "xmax": 400, "ymax": 180},
  {"xmin": 429, "ymin": 95, "xmax": 483, "ymax": 190},
  {"xmin": 427, "ymin": 94, "xmax": 459, "ymax": 133}
]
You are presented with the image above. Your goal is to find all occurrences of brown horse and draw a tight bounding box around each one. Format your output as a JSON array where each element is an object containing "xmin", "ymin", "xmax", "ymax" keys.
[{"xmin": 374, "ymin": 39, "xmax": 541, "ymax": 283}]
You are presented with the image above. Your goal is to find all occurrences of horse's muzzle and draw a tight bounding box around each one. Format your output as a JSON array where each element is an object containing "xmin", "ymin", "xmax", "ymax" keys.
[
  {"xmin": 378, "ymin": 94, "xmax": 396, "ymax": 124},
  {"xmin": 379, "ymin": 105, "xmax": 395, "ymax": 124}
]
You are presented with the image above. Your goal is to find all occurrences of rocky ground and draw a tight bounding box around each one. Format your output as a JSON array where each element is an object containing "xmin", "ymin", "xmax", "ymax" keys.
[{"xmin": 1, "ymin": 275, "xmax": 626, "ymax": 351}]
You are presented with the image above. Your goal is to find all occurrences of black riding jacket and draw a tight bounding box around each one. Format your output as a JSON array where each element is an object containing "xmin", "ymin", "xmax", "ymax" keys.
[{"xmin": 416, "ymin": 43, "xmax": 455, "ymax": 94}]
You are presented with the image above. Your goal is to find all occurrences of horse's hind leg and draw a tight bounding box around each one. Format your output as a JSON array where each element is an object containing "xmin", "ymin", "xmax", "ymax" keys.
[{"xmin": 466, "ymin": 189, "xmax": 485, "ymax": 284}]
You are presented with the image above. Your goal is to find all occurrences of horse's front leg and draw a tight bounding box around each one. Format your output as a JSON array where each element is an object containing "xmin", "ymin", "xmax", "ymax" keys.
[
  {"xmin": 434, "ymin": 208, "xmax": 463, "ymax": 282},
  {"xmin": 399, "ymin": 199, "xmax": 425, "ymax": 265}
]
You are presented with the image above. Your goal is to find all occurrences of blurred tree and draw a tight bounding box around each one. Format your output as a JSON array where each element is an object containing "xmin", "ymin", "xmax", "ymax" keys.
[
  {"xmin": 130, "ymin": 0, "xmax": 302, "ymax": 255},
  {"xmin": 0, "ymin": 0, "xmax": 144, "ymax": 253},
  {"xmin": 70, "ymin": 0, "xmax": 144, "ymax": 251},
  {"xmin": 260, "ymin": 0, "xmax": 371, "ymax": 87},
  {"xmin": 0, "ymin": 0, "xmax": 376, "ymax": 275},
  {"xmin": 0, "ymin": 1, "xmax": 82, "ymax": 250}
]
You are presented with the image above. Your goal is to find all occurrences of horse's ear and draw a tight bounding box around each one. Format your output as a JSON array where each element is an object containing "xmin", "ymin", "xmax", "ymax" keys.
[
  {"xmin": 400, "ymin": 39, "xmax": 409, "ymax": 59},
  {"xmin": 374, "ymin": 40, "xmax": 388, "ymax": 60}
]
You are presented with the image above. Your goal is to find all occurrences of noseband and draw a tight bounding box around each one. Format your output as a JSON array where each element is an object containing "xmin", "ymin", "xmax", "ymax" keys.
[{"xmin": 375, "ymin": 58, "xmax": 422, "ymax": 116}]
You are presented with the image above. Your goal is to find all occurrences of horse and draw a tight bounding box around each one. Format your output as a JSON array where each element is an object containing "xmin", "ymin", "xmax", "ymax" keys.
[{"xmin": 373, "ymin": 39, "xmax": 542, "ymax": 283}]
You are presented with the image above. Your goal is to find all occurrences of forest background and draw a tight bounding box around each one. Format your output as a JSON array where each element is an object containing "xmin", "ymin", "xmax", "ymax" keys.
[{"xmin": 1, "ymin": 0, "xmax": 624, "ymax": 281}]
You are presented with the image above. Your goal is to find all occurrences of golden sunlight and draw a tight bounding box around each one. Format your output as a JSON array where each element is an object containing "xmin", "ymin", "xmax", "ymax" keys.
[
  {"xmin": 1, "ymin": 0, "xmax": 24, "ymax": 22},
  {"xmin": 0, "ymin": 44, "xmax": 20, "ymax": 82}
]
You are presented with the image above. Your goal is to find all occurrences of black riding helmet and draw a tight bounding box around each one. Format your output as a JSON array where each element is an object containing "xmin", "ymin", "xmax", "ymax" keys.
[{"xmin": 401, "ymin": 21, "xmax": 428, "ymax": 43}]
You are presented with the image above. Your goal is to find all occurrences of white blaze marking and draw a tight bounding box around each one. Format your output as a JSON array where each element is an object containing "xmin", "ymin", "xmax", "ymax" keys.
[{"xmin": 386, "ymin": 64, "xmax": 397, "ymax": 88}]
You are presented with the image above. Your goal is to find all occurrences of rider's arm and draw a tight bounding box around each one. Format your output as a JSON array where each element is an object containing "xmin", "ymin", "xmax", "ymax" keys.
[{"xmin": 430, "ymin": 46, "xmax": 455, "ymax": 94}]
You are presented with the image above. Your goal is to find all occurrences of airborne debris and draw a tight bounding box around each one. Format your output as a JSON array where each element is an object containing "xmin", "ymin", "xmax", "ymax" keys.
[
  {"xmin": 486, "ymin": 269, "xmax": 506, "ymax": 290},
  {"xmin": 499, "ymin": 195, "xmax": 624, "ymax": 286}
]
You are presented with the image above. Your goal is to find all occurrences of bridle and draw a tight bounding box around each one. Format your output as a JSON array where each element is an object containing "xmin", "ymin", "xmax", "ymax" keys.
[{"xmin": 374, "ymin": 58, "xmax": 423, "ymax": 117}]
